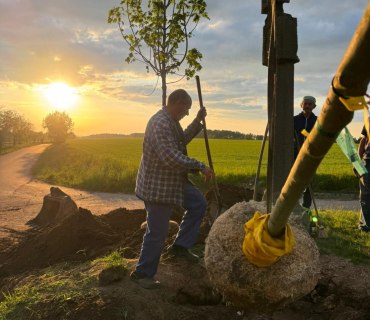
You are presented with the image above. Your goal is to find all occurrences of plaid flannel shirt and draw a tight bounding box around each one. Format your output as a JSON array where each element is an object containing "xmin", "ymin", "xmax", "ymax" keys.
[{"xmin": 135, "ymin": 108, "xmax": 205, "ymax": 206}]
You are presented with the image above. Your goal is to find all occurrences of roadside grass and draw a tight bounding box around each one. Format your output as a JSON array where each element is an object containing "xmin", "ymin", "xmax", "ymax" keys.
[
  {"xmin": 0, "ymin": 262, "xmax": 96, "ymax": 320},
  {"xmin": 0, "ymin": 251, "xmax": 128, "ymax": 320},
  {"xmin": 316, "ymin": 210, "xmax": 370, "ymax": 264},
  {"xmin": 32, "ymin": 140, "xmax": 140, "ymax": 193},
  {"xmin": 0, "ymin": 142, "xmax": 46, "ymax": 155},
  {"xmin": 32, "ymin": 138, "xmax": 357, "ymax": 194}
]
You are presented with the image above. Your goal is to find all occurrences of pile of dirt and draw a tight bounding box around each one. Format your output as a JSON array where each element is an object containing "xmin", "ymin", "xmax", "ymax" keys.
[
  {"xmin": 0, "ymin": 183, "xmax": 194, "ymax": 276},
  {"xmin": 0, "ymin": 189, "xmax": 148, "ymax": 276}
]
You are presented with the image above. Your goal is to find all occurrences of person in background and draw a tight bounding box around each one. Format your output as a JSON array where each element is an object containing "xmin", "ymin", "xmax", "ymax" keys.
[
  {"xmin": 293, "ymin": 96, "xmax": 317, "ymax": 209},
  {"xmin": 358, "ymin": 121, "xmax": 370, "ymax": 233},
  {"xmin": 130, "ymin": 89, "xmax": 214, "ymax": 289}
]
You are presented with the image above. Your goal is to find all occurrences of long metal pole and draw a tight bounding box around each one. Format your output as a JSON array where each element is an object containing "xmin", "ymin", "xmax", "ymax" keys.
[{"xmin": 268, "ymin": 4, "xmax": 370, "ymax": 237}]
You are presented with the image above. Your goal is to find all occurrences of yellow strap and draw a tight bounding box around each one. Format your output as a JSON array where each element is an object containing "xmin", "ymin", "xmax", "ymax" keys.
[
  {"xmin": 242, "ymin": 212, "xmax": 295, "ymax": 267},
  {"xmin": 363, "ymin": 106, "xmax": 370, "ymax": 141},
  {"xmin": 338, "ymin": 94, "xmax": 369, "ymax": 141},
  {"xmin": 300, "ymin": 129, "xmax": 309, "ymax": 137},
  {"xmin": 339, "ymin": 95, "xmax": 367, "ymax": 111}
]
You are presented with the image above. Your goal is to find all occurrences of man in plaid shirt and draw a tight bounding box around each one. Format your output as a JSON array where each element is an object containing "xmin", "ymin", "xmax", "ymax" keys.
[{"xmin": 131, "ymin": 89, "xmax": 213, "ymax": 289}]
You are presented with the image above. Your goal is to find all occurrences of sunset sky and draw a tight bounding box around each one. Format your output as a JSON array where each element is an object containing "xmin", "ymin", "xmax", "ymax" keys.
[{"xmin": 0, "ymin": 0, "xmax": 369, "ymax": 137}]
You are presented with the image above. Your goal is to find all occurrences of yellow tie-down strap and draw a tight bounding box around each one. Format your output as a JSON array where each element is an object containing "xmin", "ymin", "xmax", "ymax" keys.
[
  {"xmin": 301, "ymin": 129, "xmax": 309, "ymax": 137},
  {"xmin": 339, "ymin": 95, "xmax": 367, "ymax": 112},
  {"xmin": 242, "ymin": 212, "xmax": 295, "ymax": 267}
]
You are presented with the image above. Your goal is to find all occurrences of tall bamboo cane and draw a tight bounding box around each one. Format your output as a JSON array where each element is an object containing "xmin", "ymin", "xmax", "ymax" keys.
[{"xmin": 268, "ymin": 4, "xmax": 370, "ymax": 237}]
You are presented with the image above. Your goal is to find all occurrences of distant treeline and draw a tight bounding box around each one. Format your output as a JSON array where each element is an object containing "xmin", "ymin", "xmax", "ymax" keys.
[
  {"xmin": 0, "ymin": 107, "xmax": 47, "ymax": 151},
  {"xmin": 84, "ymin": 130, "xmax": 264, "ymax": 140},
  {"xmin": 83, "ymin": 133, "xmax": 144, "ymax": 139},
  {"xmin": 196, "ymin": 130, "xmax": 264, "ymax": 140}
]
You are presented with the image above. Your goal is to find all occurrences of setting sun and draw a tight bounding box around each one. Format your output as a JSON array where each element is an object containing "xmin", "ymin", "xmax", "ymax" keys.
[{"xmin": 42, "ymin": 82, "xmax": 79, "ymax": 111}]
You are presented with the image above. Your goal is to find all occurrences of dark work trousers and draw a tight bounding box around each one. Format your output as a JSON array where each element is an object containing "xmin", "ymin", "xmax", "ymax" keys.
[
  {"xmin": 135, "ymin": 182, "xmax": 207, "ymax": 278},
  {"xmin": 302, "ymin": 187, "xmax": 312, "ymax": 209},
  {"xmin": 359, "ymin": 160, "xmax": 370, "ymax": 230}
]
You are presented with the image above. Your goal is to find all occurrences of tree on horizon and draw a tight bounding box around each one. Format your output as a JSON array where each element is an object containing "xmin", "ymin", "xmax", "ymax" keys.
[
  {"xmin": 108, "ymin": 0, "xmax": 209, "ymax": 106},
  {"xmin": 42, "ymin": 111, "xmax": 74, "ymax": 144}
]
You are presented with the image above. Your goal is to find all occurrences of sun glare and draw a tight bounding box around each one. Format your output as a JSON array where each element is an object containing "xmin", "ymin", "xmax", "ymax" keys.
[{"xmin": 42, "ymin": 82, "xmax": 79, "ymax": 110}]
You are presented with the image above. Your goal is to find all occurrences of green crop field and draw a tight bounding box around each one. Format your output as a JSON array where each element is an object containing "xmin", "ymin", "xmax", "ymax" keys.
[{"xmin": 32, "ymin": 138, "xmax": 358, "ymax": 194}]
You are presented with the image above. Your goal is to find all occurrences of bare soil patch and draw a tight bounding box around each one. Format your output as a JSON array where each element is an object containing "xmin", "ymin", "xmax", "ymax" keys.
[{"xmin": 0, "ymin": 185, "xmax": 369, "ymax": 320}]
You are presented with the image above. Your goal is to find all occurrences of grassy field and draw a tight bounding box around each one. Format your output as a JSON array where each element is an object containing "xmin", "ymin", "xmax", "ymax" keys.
[
  {"xmin": 32, "ymin": 137, "xmax": 357, "ymax": 194},
  {"xmin": 317, "ymin": 210, "xmax": 370, "ymax": 264}
]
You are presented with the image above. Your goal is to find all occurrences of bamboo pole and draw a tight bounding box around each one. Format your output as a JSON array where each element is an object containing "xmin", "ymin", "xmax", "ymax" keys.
[{"xmin": 268, "ymin": 4, "xmax": 370, "ymax": 237}]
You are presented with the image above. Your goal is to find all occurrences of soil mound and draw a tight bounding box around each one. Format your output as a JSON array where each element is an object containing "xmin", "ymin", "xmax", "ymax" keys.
[
  {"xmin": 0, "ymin": 189, "xmax": 147, "ymax": 276},
  {"xmin": 0, "ymin": 184, "xmax": 253, "ymax": 277}
]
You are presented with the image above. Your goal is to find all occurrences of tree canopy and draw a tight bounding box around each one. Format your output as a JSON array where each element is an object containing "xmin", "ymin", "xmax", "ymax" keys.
[
  {"xmin": 0, "ymin": 108, "xmax": 34, "ymax": 148},
  {"xmin": 42, "ymin": 111, "xmax": 74, "ymax": 144},
  {"xmin": 108, "ymin": 0, "xmax": 209, "ymax": 106}
]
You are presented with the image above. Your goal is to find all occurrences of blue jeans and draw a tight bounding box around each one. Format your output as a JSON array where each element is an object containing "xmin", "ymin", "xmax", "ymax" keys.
[
  {"xmin": 359, "ymin": 160, "xmax": 370, "ymax": 229},
  {"xmin": 135, "ymin": 182, "xmax": 207, "ymax": 278}
]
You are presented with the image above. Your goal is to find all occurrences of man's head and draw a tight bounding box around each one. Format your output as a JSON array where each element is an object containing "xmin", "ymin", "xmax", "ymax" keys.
[
  {"xmin": 166, "ymin": 89, "xmax": 192, "ymax": 121},
  {"xmin": 300, "ymin": 96, "xmax": 316, "ymax": 117}
]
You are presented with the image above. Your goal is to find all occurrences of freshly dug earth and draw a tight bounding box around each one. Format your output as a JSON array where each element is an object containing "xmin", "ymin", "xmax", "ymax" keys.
[{"xmin": 0, "ymin": 186, "xmax": 369, "ymax": 320}]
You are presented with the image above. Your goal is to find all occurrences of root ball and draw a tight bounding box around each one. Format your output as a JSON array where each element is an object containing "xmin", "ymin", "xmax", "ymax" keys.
[{"xmin": 204, "ymin": 201, "xmax": 320, "ymax": 310}]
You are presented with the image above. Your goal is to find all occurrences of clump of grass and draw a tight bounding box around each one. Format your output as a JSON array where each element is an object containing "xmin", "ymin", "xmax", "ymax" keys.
[
  {"xmin": 316, "ymin": 210, "xmax": 370, "ymax": 264},
  {"xmin": 93, "ymin": 251, "xmax": 129, "ymax": 286},
  {"xmin": 93, "ymin": 250, "xmax": 128, "ymax": 270},
  {"xmin": 0, "ymin": 262, "xmax": 97, "ymax": 320},
  {"xmin": 0, "ymin": 284, "xmax": 41, "ymax": 320}
]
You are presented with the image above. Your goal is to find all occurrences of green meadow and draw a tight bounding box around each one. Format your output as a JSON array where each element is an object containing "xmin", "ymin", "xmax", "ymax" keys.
[{"xmin": 32, "ymin": 138, "xmax": 358, "ymax": 194}]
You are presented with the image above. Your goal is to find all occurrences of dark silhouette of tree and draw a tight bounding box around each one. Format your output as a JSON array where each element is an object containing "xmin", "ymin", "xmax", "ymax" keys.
[
  {"xmin": 0, "ymin": 108, "xmax": 34, "ymax": 148},
  {"xmin": 108, "ymin": 0, "xmax": 209, "ymax": 106},
  {"xmin": 196, "ymin": 129, "xmax": 264, "ymax": 140},
  {"xmin": 42, "ymin": 111, "xmax": 74, "ymax": 144}
]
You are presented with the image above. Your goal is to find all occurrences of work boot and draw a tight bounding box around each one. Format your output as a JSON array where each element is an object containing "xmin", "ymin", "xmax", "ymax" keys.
[
  {"xmin": 166, "ymin": 244, "xmax": 200, "ymax": 263},
  {"xmin": 358, "ymin": 224, "xmax": 370, "ymax": 233},
  {"xmin": 130, "ymin": 271, "xmax": 161, "ymax": 289}
]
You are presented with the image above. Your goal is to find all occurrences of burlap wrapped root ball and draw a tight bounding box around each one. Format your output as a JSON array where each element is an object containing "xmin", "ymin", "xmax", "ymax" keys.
[{"xmin": 205, "ymin": 201, "xmax": 320, "ymax": 310}]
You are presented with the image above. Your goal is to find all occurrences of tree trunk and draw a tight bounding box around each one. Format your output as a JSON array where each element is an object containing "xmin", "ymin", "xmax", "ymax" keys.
[
  {"xmin": 161, "ymin": 0, "xmax": 167, "ymax": 107},
  {"xmin": 161, "ymin": 72, "xmax": 167, "ymax": 107}
]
